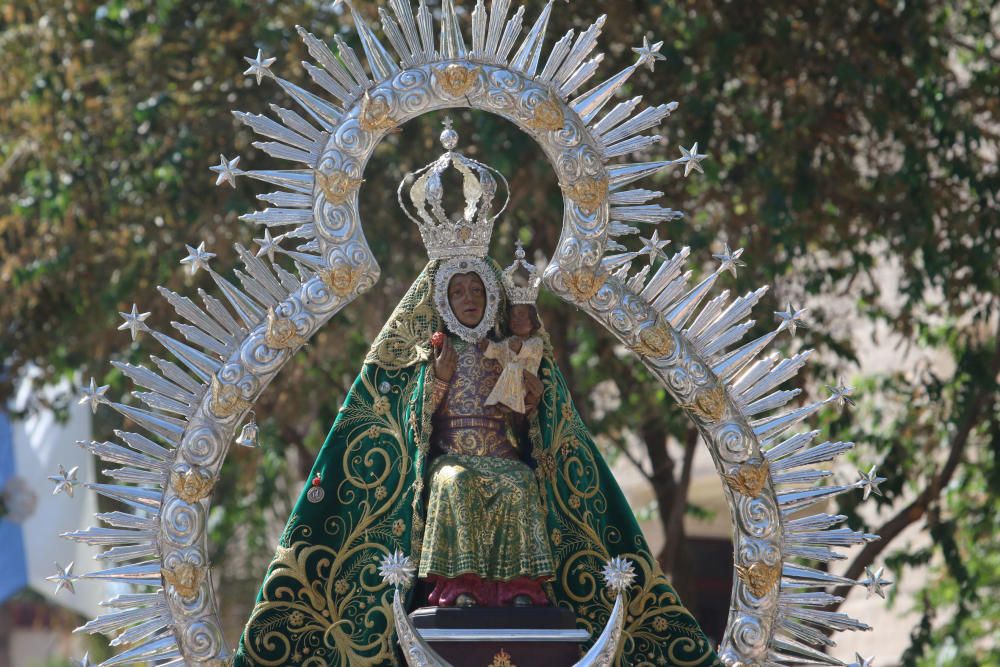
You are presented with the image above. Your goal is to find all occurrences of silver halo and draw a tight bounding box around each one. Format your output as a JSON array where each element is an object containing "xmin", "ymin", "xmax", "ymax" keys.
[{"xmin": 60, "ymin": 1, "xmax": 884, "ymax": 665}]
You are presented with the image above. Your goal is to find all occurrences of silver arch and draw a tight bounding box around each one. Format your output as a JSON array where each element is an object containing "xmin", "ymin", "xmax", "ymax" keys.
[{"xmin": 63, "ymin": 1, "xmax": 885, "ymax": 666}]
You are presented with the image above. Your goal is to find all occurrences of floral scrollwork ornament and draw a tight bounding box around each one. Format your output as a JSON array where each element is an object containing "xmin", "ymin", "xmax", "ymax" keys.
[
  {"xmin": 265, "ymin": 306, "xmax": 306, "ymax": 349},
  {"xmin": 561, "ymin": 175, "xmax": 608, "ymax": 214},
  {"xmin": 436, "ymin": 63, "xmax": 480, "ymax": 97},
  {"xmin": 723, "ymin": 458, "xmax": 770, "ymax": 497},
  {"xmin": 317, "ymin": 168, "xmax": 364, "ymax": 206},
  {"xmin": 163, "ymin": 560, "xmax": 207, "ymax": 600},
  {"xmin": 524, "ymin": 95, "xmax": 565, "ymax": 132},
  {"xmin": 359, "ymin": 90, "xmax": 396, "ymax": 132},
  {"xmin": 170, "ymin": 464, "xmax": 217, "ymax": 504},
  {"xmin": 633, "ymin": 318, "xmax": 676, "ymax": 358},
  {"xmin": 562, "ymin": 267, "xmax": 608, "ymax": 303},
  {"xmin": 735, "ymin": 561, "xmax": 781, "ymax": 598},
  {"xmin": 682, "ymin": 385, "xmax": 727, "ymax": 423},
  {"xmin": 320, "ymin": 263, "xmax": 362, "ymax": 298}
]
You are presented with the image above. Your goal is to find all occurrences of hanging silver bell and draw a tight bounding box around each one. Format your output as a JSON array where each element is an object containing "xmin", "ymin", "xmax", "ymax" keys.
[{"xmin": 236, "ymin": 412, "xmax": 259, "ymax": 448}]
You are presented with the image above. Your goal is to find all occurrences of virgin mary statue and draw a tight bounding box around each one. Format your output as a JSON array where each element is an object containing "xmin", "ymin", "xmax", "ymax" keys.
[{"xmin": 234, "ymin": 125, "xmax": 719, "ymax": 667}]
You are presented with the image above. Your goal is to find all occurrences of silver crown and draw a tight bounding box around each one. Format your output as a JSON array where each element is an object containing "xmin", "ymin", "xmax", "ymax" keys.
[
  {"xmin": 502, "ymin": 241, "xmax": 541, "ymax": 305},
  {"xmin": 397, "ymin": 118, "xmax": 510, "ymax": 260}
]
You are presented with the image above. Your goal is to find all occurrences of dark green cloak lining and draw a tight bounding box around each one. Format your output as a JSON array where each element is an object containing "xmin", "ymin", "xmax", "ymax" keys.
[{"xmin": 233, "ymin": 357, "xmax": 720, "ymax": 667}]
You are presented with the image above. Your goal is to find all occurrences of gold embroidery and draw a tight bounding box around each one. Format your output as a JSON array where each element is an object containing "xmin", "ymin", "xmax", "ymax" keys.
[
  {"xmin": 682, "ymin": 385, "xmax": 727, "ymax": 422},
  {"xmin": 437, "ymin": 63, "xmax": 480, "ymax": 97},
  {"xmin": 265, "ymin": 306, "xmax": 306, "ymax": 349},
  {"xmin": 488, "ymin": 649, "xmax": 516, "ymax": 667},
  {"xmin": 317, "ymin": 168, "xmax": 364, "ymax": 205},
  {"xmin": 561, "ymin": 176, "xmax": 608, "ymax": 214},
  {"xmin": 736, "ymin": 561, "xmax": 781, "ymax": 597},
  {"xmin": 723, "ymin": 459, "xmax": 770, "ymax": 497}
]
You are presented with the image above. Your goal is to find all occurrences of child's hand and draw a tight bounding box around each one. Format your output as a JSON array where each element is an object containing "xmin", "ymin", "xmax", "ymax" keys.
[{"xmin": 523, "ymin": 371, "xmax": 542, "ymax": 413}]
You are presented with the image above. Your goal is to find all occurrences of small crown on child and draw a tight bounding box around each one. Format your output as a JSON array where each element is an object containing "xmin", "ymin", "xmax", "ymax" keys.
[{"xmin": 502, "ymin": 241, "xmax": 541, "ymax": 305}]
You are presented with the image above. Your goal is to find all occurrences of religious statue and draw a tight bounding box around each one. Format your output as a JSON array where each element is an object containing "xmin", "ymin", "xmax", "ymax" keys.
[{"xmin": 233, "ymin": 125, "xmax": 718, "ymax": 666}]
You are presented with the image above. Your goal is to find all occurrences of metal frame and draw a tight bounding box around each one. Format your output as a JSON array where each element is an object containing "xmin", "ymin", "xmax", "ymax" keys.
[{"xmin": 60, "ymin": 1, "xmax": 888, "ymax": 665}]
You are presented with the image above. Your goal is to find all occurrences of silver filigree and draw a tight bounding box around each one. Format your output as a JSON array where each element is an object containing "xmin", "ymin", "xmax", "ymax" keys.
[{"xmin": 432, "ymin": 257, "xmax": 501, "ymax": 343}]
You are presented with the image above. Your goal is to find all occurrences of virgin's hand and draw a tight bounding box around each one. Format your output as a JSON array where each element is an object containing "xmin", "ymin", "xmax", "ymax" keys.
[
  {"xmin": 523, "ymin": 371, "xmax": 543, "ymax": 413},
  {"xmin": 434, "ymin": 338, "xmax": 457, "ymax": 382}
]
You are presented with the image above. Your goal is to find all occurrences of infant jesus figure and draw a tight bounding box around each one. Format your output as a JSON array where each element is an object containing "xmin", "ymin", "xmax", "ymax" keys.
[{"xmin": 484, "ymin": 302, "xmax": 544, "ymax": 414}]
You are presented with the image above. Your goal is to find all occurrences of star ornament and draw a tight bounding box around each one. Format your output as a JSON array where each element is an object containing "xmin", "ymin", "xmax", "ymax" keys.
[
  {"xmin": 254, "ymin": 229, "xmax": 284, "ymax": 263},
  {"xmin": 46, "ymin": 561, "xmax": 77, "ymax": 595},
  {"xmin": 243, "ymin": 48, "xmax": 276, "ymax": 85},
  {"xmin": 632, "ymin": 36, "xmax": 666, "ymax": 72},
  {"xmin": 774, "ymin": 303, "xmax": 809, "ymax": 337},
  {"xmin": 857, "ymin": 464, "xmax": 886, "ymax": 501},
  {"xmin": 712, "ymin": 243, "xmax": 746, "ymax": 278},
  {"xmin": 118, "ymin": 303, "xmax": 151, "ymax": 341},
  {"xmin": 72, "ymin": 652, "xmax": 95, "ymax": 667},
  {"xmin": 826, "ymin": 379, "xmax": 856, "ymax": 408},
  {"xmin": 48, "ymin": 464, "xmax": 79, "ymax": 498},
  {"xmin": 679, "ymin": 142, "xmax": 708, "ymax": 177},
  {"xmin": 79, "ymin": 377, "xmax": 110, "ymax": 415},
  {"xmin": 180, "ymin": 242, "xmax": 216, "ymax": 276},
  {"xmin": 861, "ymin": 565, "xmax": 893, "ymax": 600},
  {"xmin": 601, "ymin": 556, "xmax": 637, "ymax": 595},
  {"xmin": 638, "ymin": 230, "xmax": 670, "ymax": 264},
  {"xmin": 210, "ymin": 154, "xmax": 241, "ymax": 188},
  {"xmin": 378, "ymin": 550, "xmax": 416, "ymax": 588},
  {"xmin": 850, "ymin": 652, "xmax": 875, "ymax": 667}
]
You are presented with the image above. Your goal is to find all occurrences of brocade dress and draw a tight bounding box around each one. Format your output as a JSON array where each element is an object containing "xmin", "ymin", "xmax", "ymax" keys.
[{"xmin": 417, "ymin": 337, "xmax": 554, "ymax": 603}]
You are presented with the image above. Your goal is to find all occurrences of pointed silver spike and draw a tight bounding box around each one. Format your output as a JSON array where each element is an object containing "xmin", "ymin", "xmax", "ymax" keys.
[
  {"xmin": 771, "ymin": 638, "xmax": 847, "ymax": 665},
  {"xmin": 470, "ymin": 0, "xmax": 487, "ymax": 59},
  {"xmin": 601, "ymin": 102, "xmax": 677, "ymax": 146},
  {"xmin": 772, "ymin": 468, "xmax": 832, "ymax": 486},
  {"xmin": 743, "ymin": 389, "xmax": 802, "ymax": 417},
  {"xmin": 111, "ymin": 615, "xmax": 174, "ymax": 648},
  {"xmin": 771, "ymin": 440, "xmax": 855, "ymax": 471},
  {"xmin": 345, "ymin": 1, "xmax": 400, "ymax": 79},
  {"xmin": 240, "ymin": 207, "xmax": 314, "ymax": 228},
  {"xmin": 146, "ymin": 358, "xmax": 202, "ymax": 404},
  {"xmin": 607, "ymin": 160, "xmax": 679, "ymax": 189},
  {"xmin": 333, "ymin": 35, "xmax": 372, "ymax": 89},
  {"xmin": 241, "ymin": 169, "xmax": 314, "ymax": 194},
  {"xmin": 250, "ymin": 140, "xmax": 316, "ymax": 165},
  {"xmin": 539, "ymin": 29, "xmax": 575, "ymax": 82},
  {"xmin": 97, "ymin": 511, "xmax": 157, "ymax": 531},
  {"xmin": 786, "ymin": 527, "xmax": 879, "ymax": 548},
  {"xmin": 388, "ymin": 0, "xmax": 422, "ymax": 65},
  {"xmin": 273, "ymin": 263, "xmax": 301, "ymax": 293},
  {"xmin": 510, "ymin": 0, "xmax": 553, "ymax": 75},
  {"xmin": 233, "ymin": 269, "xmax": 279, "ymax": 309},
  {"xmin": 626, "ymin": 265, "xmax": 651, "ymax": 294},
  {"xmin": 484, "ymin": 0, "xmax": 511, "ymax": 61},
  {"xmin": 150, "ymin": 331, "xmax": 220, "ymax": 382},
  {"xmin": 609, "ymin": 204, "xmax": 680, "ymax": 224},
  {"xmin": 495, "ymin": 5, "xmax": 526, "ymax": 64},
  {"xmin": 78, "ymin": 440, "xmax": 168, "ymax": 472},
  {"xmin": 232, "ymin": 110, "xmax": 316, "ymax": 153},
  {"xmin": 296, "ymin": 26, "xmax": 362, "ymax": 98},
  {"xmin": 155, "ymin": 288, "xmax": 235, "ymax": 349},
  {"xmin": 753, "ymin": 400, "xmax": 827, "ymax": 443},
  {"xmin": 107, "ymin": 402, "xmax": 185, "ymax": 446},
  {"xmin": 739, "ymin": 351, "xmax": 813, "ymax": 404},
  {"xmin": 730, "ymin": 353, "xmax": 778, "ymax": 397},
  {"xmin": 781, "ymin": 606, "xmax": 872, "ymax": 633},
  {"xmin": 779, "ymin": 591, "xmax": 845, "ymax": 607},
  {"xmin": 650, "ymin": 270, "xmax": 692, "ymax": 315},
  {"xmin": 270, "ymin": 77, "xmax": 341, "ymax": 131},
  {"xmin": 80, "ymin": 561, "xmax": 163, "ymax": 586},
  {"xmin": 98, "ymin": 543, "xmax": 160, "ymax": 563},
  {"xmin": 554, "ymin": 15, "xmax": 606, "ymax": 86},
  {"xmin": 301, "ymin": 60, "xmax": 353, "ymax": 105},
  {"xmin": 111, "ymin": 361, "xmax": 197, "ymax": 406},
  {"xmin": 98, "ymin": 635, "xmax": 180, "ymax": 666},
  {"xmin": 169, "ymin": 322, "xmax": 228, "ymax": 358},
  {"xmin": 114, "ymin": 430, "xmax": 173, "ymax": 461},
  {"xmin": 764, "ymin": 429, "xmax": 822, "ymax": 461},
  {"xmin": 602, "ymin": 134, "xmax": 662, "ymax": 159},
  {"xmin": 197, "ymin": 289, "xmax": 245, "ymax": 338},
  {"xmin": 711, "ymin": 330, "xmax": 783, "ymax": 384},
  {"xmin": 592, "ymin": 96, "xmax": 642, "ymax": 135},
  {"xmin": 782, "ymin": 562, "xmax": 860, "ymax": 588},
  {"xmin": 439, "ymin": 0, "xmax": 467, "ymax": 59},
  {"xmin": 61, "ymin": 526, "xmax": 157, "ymax": 548},
  {"xmin": 783, "ymin": 545, "xmax": 849, "ymax": 562},
  {"xmin": 257, "ymin": 190, "xmax": 311, "ymax": 208},
  {"xmin": 686, "ymin": 291, "xmax": 730, "ymax": 339},
  {"xmin": 571, "ymin": 41, "xmax": 659, "ymax": 124},
  {"xmin": 208, "ymin": 272, "xmax": 264, "ymax": 329},
  {"xmin": 558, "ymin": 54, "xmax": 604, "ymax": 98},
  {"xmin": 103, "ymin": 466, "xmax": 168, "ymax": 486},
  {"xmin": 639, "ymin": 246, "xmax": 689, "ymax": 302},
  {"xmin": 702, "ymin": 320, "xmax": 756, "ymax": 360},
  {"xmin": 777, "ymin": 617, "xmax": 838, "ymax": 649},
  {"xmin": 76, "ymin": 601, "xmax": 169, "ymax": 636},
  {"xmin": 379, "ymin": 7, "xmax": 416, "ymax": 67},
  {"xmin": 786, "ymin": 513, "xmax": 847, "ymax": 533},
  {"xmin": 235, "ymin": 244, "xmax": 287, "ymax": 302},
  {"xmin": 696, "ymin": 287, "xmax": 770, "ymax": 349},
  {"xmin": 778, "ymin": 483, "xmax": 861, "ymax": 514},
  {"xmin": 665, "ymin": 271, "xmax": 720, "ymax": 329},
  {"xmin": 84, "ymin": 484, "xmax": 162, "ymax": 513},
  {"xmin": 608, "ymin": 221, "xmax": 640, "ymax": 238},
  {"xmin": 416, "ymin": 0, "xmax": 436, "ymax": 62},
  {"xmin": 269, "ymin": 104, "xmax": 325, "ymax": 143}
]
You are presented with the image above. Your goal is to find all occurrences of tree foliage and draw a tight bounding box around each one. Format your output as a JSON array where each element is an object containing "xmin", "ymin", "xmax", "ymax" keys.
[{"xmin": 2, "ymin": 0, "xmax": 997, "ymax": 661}]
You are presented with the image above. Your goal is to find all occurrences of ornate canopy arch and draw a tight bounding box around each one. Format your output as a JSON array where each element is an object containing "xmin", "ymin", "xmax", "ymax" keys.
[{"xmin": 62, "ymin": 1, "xmax": 887, "ymax": 665}]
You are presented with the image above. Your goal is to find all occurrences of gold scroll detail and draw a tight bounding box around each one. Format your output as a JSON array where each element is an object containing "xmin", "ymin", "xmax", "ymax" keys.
[
  {"xmin": 437, "ymin": 63, "xmax": 480, "ymax": 97},
  {"xmin": 265, "ymin": 306, "xmax": 306, "ymax": 349},
  {"xmin": 735, "ymin": 561, "xmax": 781, "ymax": 597},
  {"xmin": 320, "ymin": 263, "xmax": 361, "ymax": 298},
  {"xmin": 488, "ymin": 649, "xmax": 516, "ymax": 667},
  {"xmin": 317, "ymin": 169, "xmax": 364, "ymax": 205},
  {"xmin": 170, "ymin": 464, "xmax": 216, "ymax": 504},
  {"xmin": 525, "ymin": 95, "xmax": 565, "ymax": 132},
  {"xmin": 681, "ymin": 385, "xmax": 727, "ymax": 423},
  {"xmin": 561, "ymin": 175, "xmax": 608, "ymax": 214},
  {"xmin": 723, "ymin": 458, "xmax": 771, "ymax": 497},
  {"xmin": 563, "ymin": 267, "xmax": 608, "ymax": 303},
  {"xmin": 633, "ymin": 318, "xmax": 676, "ymax": 358},
  {"xmin": 359, "ymin": 91, "xmax": 396, "ymax": 132},
  {"xmin": 210, "ymin": 375, "xmax": 250, "ymax": 418},
  {"xmin": 163, "ymin": 561, "xmax": 206, "ymax": 599}
]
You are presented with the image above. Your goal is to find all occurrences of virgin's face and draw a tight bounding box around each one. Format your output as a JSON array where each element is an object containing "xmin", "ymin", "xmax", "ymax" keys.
[{"xmin": 447, "ymin": 273, "xmax": 486, "ymax": 327}]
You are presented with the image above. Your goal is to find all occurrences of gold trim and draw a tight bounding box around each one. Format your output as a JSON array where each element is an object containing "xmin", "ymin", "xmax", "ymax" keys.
[
  {"xmin": 525, "ymin": 95, "xmax": 564, "ymax": 132},
  {"xmin": 170, "ymin": 464, "xmax": 216, "ymax": 504},
  {"xmin": 265, "ymin": 306, "xmax": 306, "ymax": 349},
  {"xmin": 563, "ymin": 267, "xmax": 608, "ymax": 302},
  {"xmin": 437, "ymin": 63, "xmax": 480, "ymax": 97},
  {"xmin": 320, "ymin": 263, "xmax": 361, "ymax": 298},
  {"xmin": 359, "ymin": 90, "xmax": 396, "ymax": 132},
  {"xmin": 561, "ymin": 175, "xmax": 608, "ymax": 214},
  {"xmin": 488, "ymin": 649, "xmax": 516, "ymax": 667},
  {"xmin": 723, "ymin": 459, "xmax": 771, "ymax": 497},
  {"xmin": 163, "ymin": 561, "xmax": 206, "ymax": 600},
  {"xmin": 633, "ymin": 318, "xmax": 676, "ymax": 358},
  {"xmin": 682, "ymin": 385, "xmax": 727, "ymax": 423},
  {"xmin": 735, "ymin": 561, "xmax": 781, "ymax": 597},
  {"xmin": 317, "ymin": 168, "xmax": 364, "ymax": 205},
  {"xmin": 209, "ymin": 375, "xmax": 250, "ymax": 418}
]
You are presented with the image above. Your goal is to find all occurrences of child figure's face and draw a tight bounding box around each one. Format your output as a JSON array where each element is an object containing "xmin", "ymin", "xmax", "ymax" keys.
[{"xmin": 509, "ymin": 304, "xmax": 536, "ymax": 337}]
